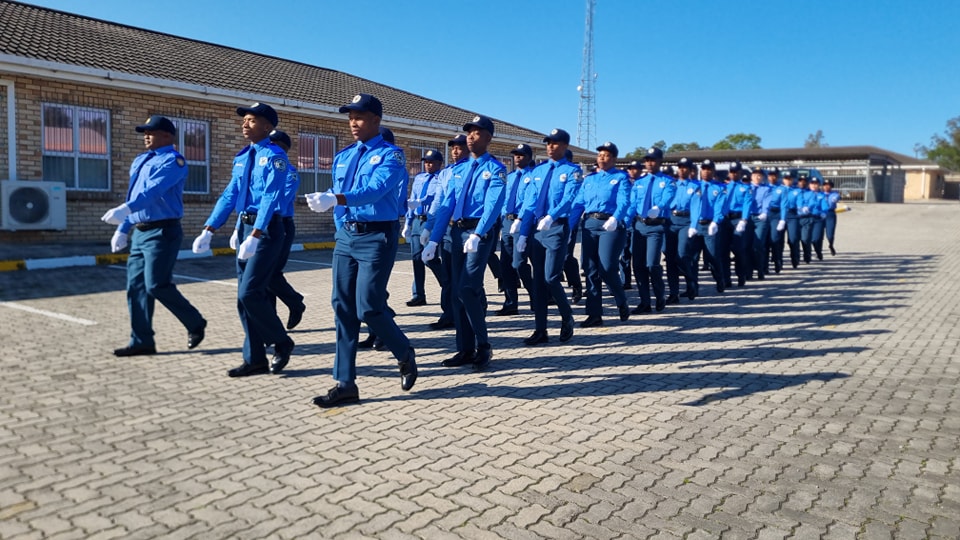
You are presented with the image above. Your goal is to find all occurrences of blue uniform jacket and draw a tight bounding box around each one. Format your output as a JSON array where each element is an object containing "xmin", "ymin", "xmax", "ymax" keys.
[
  {"xmin": 426, "ymin": 158, "xmax": 467, "ymax": 219},
  {"xmin": 669, "ymin": 178, "xmax": 702, "ymax": 217},
  {"xmin": 405, "ymin": 171, "xmax": 440, "ymax": 227},
  {"xmin": 428, "ymin": 153, "xmax": 506, "ymax": 242},
  {"xmin": 281, "ymin": 165, "xmax": 300, "ymax": 218},
  {"xmin": 205, "ymin": 139, "xmax": 289, "ymax": 231},
  {"xmin": 825, "ymin": 191, "xmax": 841, "ymax": 210},
  {"xmin": 120, "ymin": 145, "xmax": 188, "ymax": 234},
  {"xmin": 331, "ymin": 134, "xmax": 407, "ymax": 229},
  {"xmin": 518, "ymin": 159, "xmax": 583, "ymax": 236},
  {"xmin": 783, "ymin": 187, "xmax": 803, "ymax": 213},
  {"xmin": 751, "ymin": 183, "xmax": 773, "ymax": 215},
  {"xmin": 502, "ymin": 164, "xmax": 535, "ymax": 218},
  {"xmin": 769, "ymin": 184, "xmax": 788, "ymax": 210},
  {"xmin": 570, "ymin": 167, "xmax": 631, "ymax": 223},
  {"xmin": 626, "ymin": 172, "xmax": 676, "ymax": 222},
  {"xmin": 697, "ymin": 180, "xmax": 729, "ymax": 224},
  {"xmin": 726, "ymin": 181, "xmax": 755, "ymax": 219},
  {"xmin": 799, "ymin": 190, "xmax": 830, "ymax": 217}
]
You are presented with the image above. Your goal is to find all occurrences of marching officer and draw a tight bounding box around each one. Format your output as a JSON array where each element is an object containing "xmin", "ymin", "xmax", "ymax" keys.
[
  {"xmin": 627, "ymin": 147, "xmax": 676, "ymax": 314},
  {"xmin": 767, "ymin": 168, "xmax": 787, "ymax": 274},
  {"xmin": 422, "ymin": 115, "xmax": 506, "ymax": 370},
  {"xmin": 781, "ymin": 171, "xmax": 803, "ymax": 269},
  {"xmin": 823, "ymin": 179, "xmax": 841, "ymax": 255},
  {"xmin": 571, "ymin": 141, "xmax": 630, "ymax": 326},
  {"xmin": 562, "ymin": 149, "xmax": 584, "ymax": 306},
  {"xmin": 514, "ymin": 128, "xmax": 582, "ymax": 345},
  {"xmin": 101, "ymin": 115, "xmax": 206, "ymax": 357},
  {"xmin": 403, "ymin": 150, "xmax": 445, "ymax": 307},
  {"xmin": 620, "ymin": 161, "xmax": 642, "ymax": 289},
  {"xmin": 749, "ymin": 167, "xmax": 773, "ymax": 280},
  {"xmin": 666, "ymin": 157, "xmax": 702, "ymax": 301},
  {"xmin": 722, "ymin": 162, "xmax": 754, "ymax": 287},
  {"xmin": 799, "ymin": 177, "xmax": 829, "ymax": 262},
  {"xmin": 497, "ymin": 143, "xmax": 536, "ymax": 316},
  {"xmin": 192, "ymin": 103, "xmax": 295, "ymax": 377},
  {"xmin": 305, "ymin": 93, "xmax": 417, "ymax": 407},
  {"xmin": 694, "ymin": 160, "xmax": 728, "ymax": 293}
]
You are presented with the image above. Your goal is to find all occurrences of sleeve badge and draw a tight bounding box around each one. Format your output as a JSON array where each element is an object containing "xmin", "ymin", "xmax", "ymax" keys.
[
  {"xmin": 176, "ymin": 157, "xmax": 186, "ymax": 167},
  {"xmin": 391, "ymin": 151, "xmax": 405, "ymax": 165},
  {"xmin": 273, "ymin": 158, "xmax": 286, "ymax": 170}
]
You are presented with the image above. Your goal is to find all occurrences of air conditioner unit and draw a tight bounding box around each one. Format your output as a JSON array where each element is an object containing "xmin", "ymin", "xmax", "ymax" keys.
[{"xmin": 1, "ymin": 180, "xmax": 68, "ymax": 231}]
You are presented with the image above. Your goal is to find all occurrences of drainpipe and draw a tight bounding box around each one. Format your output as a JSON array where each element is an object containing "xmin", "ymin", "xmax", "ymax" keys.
[{"xmin": 0, "ymin": 79, "xmax": 14, "ymax": 180}]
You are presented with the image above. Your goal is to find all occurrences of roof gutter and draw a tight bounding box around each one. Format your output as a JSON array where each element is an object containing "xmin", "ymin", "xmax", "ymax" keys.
[{"xmin": 0, "ymin": 54, "xmax": 543, "ymax": 146}]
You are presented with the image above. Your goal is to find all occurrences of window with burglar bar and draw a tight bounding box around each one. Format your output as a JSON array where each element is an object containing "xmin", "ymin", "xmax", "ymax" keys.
[
  {"xmin": 41, "ymin": 103, "xmax": 111, "ymax": 190},
  {"xmin": 297, "ymin": 133, "xmax": 336, "ymax": 196},
  {"xmin": 170, "ymin": 117, "xmax": 210, "ymax": 193}
]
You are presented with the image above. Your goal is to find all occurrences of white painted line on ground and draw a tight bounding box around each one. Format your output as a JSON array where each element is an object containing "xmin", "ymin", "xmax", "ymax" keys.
[
  {"xmin": 107, "ymin": 265, "xmax": 237, "ymax": 288},
  {"xmin": 285, "ymin": 258, "xmax": 414, "ymax": 276},
  {"xmin": 0, "ymin": 301, "xmax": 97, "ymax": 326}
]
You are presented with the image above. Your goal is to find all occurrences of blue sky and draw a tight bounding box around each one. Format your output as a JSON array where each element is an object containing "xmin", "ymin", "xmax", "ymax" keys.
[{"xmin": 23, "ymin": 0, "xmax": 960, "ymax": 157}]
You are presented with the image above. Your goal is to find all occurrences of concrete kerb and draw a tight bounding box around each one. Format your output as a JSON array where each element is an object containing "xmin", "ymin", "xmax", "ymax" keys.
[{"xmin": 0, "ymin": 241, "xmax": 339, "ymax": 272}]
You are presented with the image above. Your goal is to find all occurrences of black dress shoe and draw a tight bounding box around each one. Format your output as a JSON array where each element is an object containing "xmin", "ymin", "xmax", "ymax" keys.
[
  {"xmin": 737, "ymin": 277, "xmax": 746, "ymax": 287},
  {"xmin": 405, "ymin": 297, "xmax": 427, "ymax": 307},
  {"xmin": 524, "ymin": 330, "xmax": 549, "ymax": 346},
  {"xmin": 429, "ymin": 319, "xmax": 455, "ymax": 330},
  {"xmin": 187, "ymin": 319, "xmax": 206, "ymax": 349},
  {"xmin": 580, "ymin": 316, "xmax": 603, "ymax": 328},
  {"xmin": 493, "ymin": 305, "xmax": 519, "ymax": 316},
  {"xmin": 113, "ymin": 344, "xmax": 156, "ymax": 357},
  {"xmin": 373, "ymin": 337, "xmax": 386, "ymax": 351},
  {"xmin": 473, "ymin": 347, "xmax": 492, "ymax": 371},
  {"xmin": 399, "ymin": 348, "xmax": 417, "ymax": 391},
  {"xmin": 286, "ymin": 303, "xmax": 305, "ymax": 330},
  {"xmin": 829, "ymin": 245, "xmax": 836, "ymax": 256},
  {"xmin": 618, "ymin": 304, "xmax": 630, "ymax": 321},
  {"xmin": 559, "ymin": 319, "xmax": 574, "ymax": 342},
  {"xmin": 442, "ymin": 351, "xmax": 475, "ymax": 367},
  {"xmin": 665, "ymin": 295, "xmax": 680, "ymax": 305},
  {"xmin": 685, "ymin": 287, "xmax": 697, "ymax": 301},
  {"xmin": 313, "ymin": 384, "xmax": 360, "ymax": 408},
  {"xmin": 270, "ymin": 339, "xmax": 294, "ymax": 374},
  {"xmin": 631, "ymin": 304, "xmax": 652, "ymax": 315},
  {"xmin": 358, "ymin": 334, "xmax": 376, "ymax": 349},
  {"xmin": 571, "ymin": 288, "xmax": 583, "ymax": 305},
  {"xmin": 655, "ymin": 298, "xmax": 666, "ymax": 312},
  {"xmin": 228, "ymin": 362, "xmax": 269, "ymax": 377}
]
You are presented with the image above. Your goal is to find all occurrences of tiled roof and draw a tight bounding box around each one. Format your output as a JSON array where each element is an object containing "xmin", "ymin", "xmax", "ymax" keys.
[{"xmin": 0, "ymin": 0, "xmax": 548, "ymax": 143}]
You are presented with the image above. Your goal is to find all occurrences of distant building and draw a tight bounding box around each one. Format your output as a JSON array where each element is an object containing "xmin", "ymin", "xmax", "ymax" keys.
[{"xmin": 0, "ymin": 1, "xmax": 591, "ymax": 243}]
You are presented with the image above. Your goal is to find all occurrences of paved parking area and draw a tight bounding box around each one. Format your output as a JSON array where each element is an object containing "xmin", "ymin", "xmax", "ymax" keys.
[{"xmin": 1, "ymin": 203, "xmax": 958, "ymax": 539}]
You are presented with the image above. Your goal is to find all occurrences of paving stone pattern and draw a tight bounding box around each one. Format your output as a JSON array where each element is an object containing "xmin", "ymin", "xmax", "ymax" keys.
[{"xmin": 0, "ymin": 203, "xmax": 958, "ymax": 539}]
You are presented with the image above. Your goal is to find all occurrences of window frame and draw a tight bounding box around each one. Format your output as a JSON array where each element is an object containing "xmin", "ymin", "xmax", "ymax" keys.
[
  {"xmin": 170, "ymin": 117, "xmax": 211, "ymax": 194},
  {"xmin": 296, "ymin": 132, "xmax": 337, "ymax": 196},
  {"xmin": 41, "ymin": 102, "xmax": 111, "ymax": 191}
]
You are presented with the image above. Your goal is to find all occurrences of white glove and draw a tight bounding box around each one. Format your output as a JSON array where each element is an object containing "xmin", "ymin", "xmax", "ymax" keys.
[
  {"xmin": 537, "ymin": 215, "xmax": 554, "ymax": 231},
  {"xmin": 646, "ymin": 206, "xmax": 660, "ymax": 219},
  {"xmin": 516, "ymin": 235, "xmax": 527, "ymax": 253},
  {"xmin": 420, "ymin": 229, "xmax": 431, "ymax": 245},
  {"xmin": 801, "ymin": 206, "xmax": 810, "ymax": 215},
  {"xmin": 735, "ymin": 219, "xmax": 747, "ymax": 234},
  {"xmin": 687, "ymin": 228, "xmax": 697, "ymax": 239},
  {"xmin": 758, "ymin": 213, "xmax": 767, "ymax": 221},
  {"xmin": 509, "ymin": 219, "xmax": 522, "ymax": 235},
  {"xmin": 463, "ymin": 234, "xmax": 480, "ymax": 253},
  {"xmin": 776, "ymin": 220, "xmax": 786, "ymax": 232},
  {"xmin": 110, "ymin": 231, "xmax": 128, "ymax": 253},
  {"xmin": 229, "ymin": 229, "xmax": 239, "ymax": 250},
  {"xmin": 192, "ymin": 230, "xmax": 213, "ymax": 253},
  {"xmin": 401, "ymin": 224, "xmax": 411, "ymax": 241},
  {"xmin": 707, "ymin": 222, "xmax": 719, "ymax": 236},
  {"xmin": 237, "ymin": 234, "xmax": 259, "ymax": 261},
  {"xmin": 306, "ymin": 192, "xmax": 337, "ymax": 213},
  {"xmin": 602, "ymin": 216, "xmax": 618, "ymax": 232},
  {"xmin": 406, "ymin": 199, "xmax": 420, "ymax": 211},
  {"xmin": 421, "ymin": 241, "xmax": 438, "ymax": 262},
  {"xmin": 100, "ymin": 203, "xmax": 131, "ymax": 225}
]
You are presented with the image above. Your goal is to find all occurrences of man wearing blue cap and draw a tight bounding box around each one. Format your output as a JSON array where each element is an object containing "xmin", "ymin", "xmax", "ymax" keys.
[
  {"xmin": 193, "ymin": 102, "xmax": 295, "ymax": 377},
  {"xmin": 694, "ymin": 160, "xmax": 729, "ymax": 294},
  {"xmin": 422, "ymin": 115, "xmax": 506, "ymax": 370},
  {"xmin": 306, "ymin": 93, "xmax": 417, "ymax": 406},
  {"xmin": 627, "ymin": 147, "xmax": 676, "ymax": 314},
  {"xmin": 721, "ymin": 162, "xmax": 754, "ymax": 287},
  {"xmin": 403, "ymin": 149, "xmax": 445, "ymax": 307},
  {"xmin": 514, "ymin": 128, "xmax": 582, "ymax": 345},
  {"xmin": 497, "ymin": 143, "xmax": 536, "ymax": 316},
  {"xmin": 421, "ymin": 134, "xmax": 469, "ymax": 331},
  {"xmin": 101, "ymin": 115, "xmax": 207, "ymax": 357},
  {"xmin": 665, "ymin": 157, "xmax": 702, "ymax": 301}
]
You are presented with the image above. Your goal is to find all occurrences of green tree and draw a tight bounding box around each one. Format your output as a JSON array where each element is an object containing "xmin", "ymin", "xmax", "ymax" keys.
[
  {"xmin": 712, "ymin": 133, "xmax": 762, "ymax": 150},
  {"xmin": 920, "ymin": 116, "xmax": 960, "ymax": 172},
  {"xmin": 667, "ymin": 142, "xmax": 705, "ymax": 153},
  {"xmin": 804, "ymin": 130, "xmax": 827, "ymax": 148}
]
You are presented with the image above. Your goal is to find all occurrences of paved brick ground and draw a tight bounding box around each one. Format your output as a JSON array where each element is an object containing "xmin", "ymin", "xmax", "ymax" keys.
[{"xmin": 1, "ymin": 203, "xmax": 958, "ymax": 539}]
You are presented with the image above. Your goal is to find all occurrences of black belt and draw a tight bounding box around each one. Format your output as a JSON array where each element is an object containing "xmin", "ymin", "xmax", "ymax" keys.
[
  {"xmin": 698, "ymin": 219, "xmax": 712, "ymax": 225},
  {"xmin": 787, "ymin": 209, "xmax": 798, "ymax": 215},
  {"xmin": 636, "ymin": 217, "xmax": 666, "ymax": 226},
  {"xmin": 134, "ymin": 218, "xmax": 179, "ymax": 231},
  {"xmin": 672, "ymin": 210, "xmax": 690, "ymax": 217},
  {"xmin": 536, "ymin": 217, "xmax": 568, "ymax": 225},
  {"xmin": 417, "ymin": 214, "xmax": 428, "ymax": 222},
  {"xmin": 239, "ymin": 212, "xmax": 281, "ymax": 226},
  {"xmin": 768, "ymin": 207, "xmax": 781, "ymax": 213},
  {"xmin": 451, "ymin": 218, "xmax": 481, "ymax": 229},
  {"xmin": 344, "ymin": 220, "xmax": 394, "ymax": 233},
  {"xmin": 504, "ymin": 213, "xmax": 519, "ymax": 221},
  {"xmin": 587, "ymin": 212, "xmax": 611, "ymax": 220},
  {"xmin": 726, "ymin": 212, "xmax": 742, "ymax": 220}
]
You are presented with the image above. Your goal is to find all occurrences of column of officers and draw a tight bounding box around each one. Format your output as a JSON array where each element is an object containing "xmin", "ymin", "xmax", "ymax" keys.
[{"xmin": 102, "ymin": 94, "xmax": 842, "ymax": 409}]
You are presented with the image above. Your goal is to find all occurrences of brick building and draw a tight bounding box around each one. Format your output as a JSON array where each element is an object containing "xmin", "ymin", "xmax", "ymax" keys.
[{"xmin": 0, "ymin": 1, "xmax": 590, "ymax": 244}]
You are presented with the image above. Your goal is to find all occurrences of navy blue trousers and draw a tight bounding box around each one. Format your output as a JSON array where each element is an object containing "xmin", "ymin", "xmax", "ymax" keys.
[
  {"xmin": 632, "ymin": 221, "xmax": 665, "ymax": 307},
  {"xmin": 237, "ymin": 219, "xmax": 291, "ymax": 365},
  {"xmin": 531, "ymin": 222, "xmax": 573, "ymax": 331},
  {"xmin": 581, "ymin": 217, "xmax": 627, "ymax": 318},
  {"xmin": 449, "ymin": 225, "xmax": 496, "ymax": 352}
]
